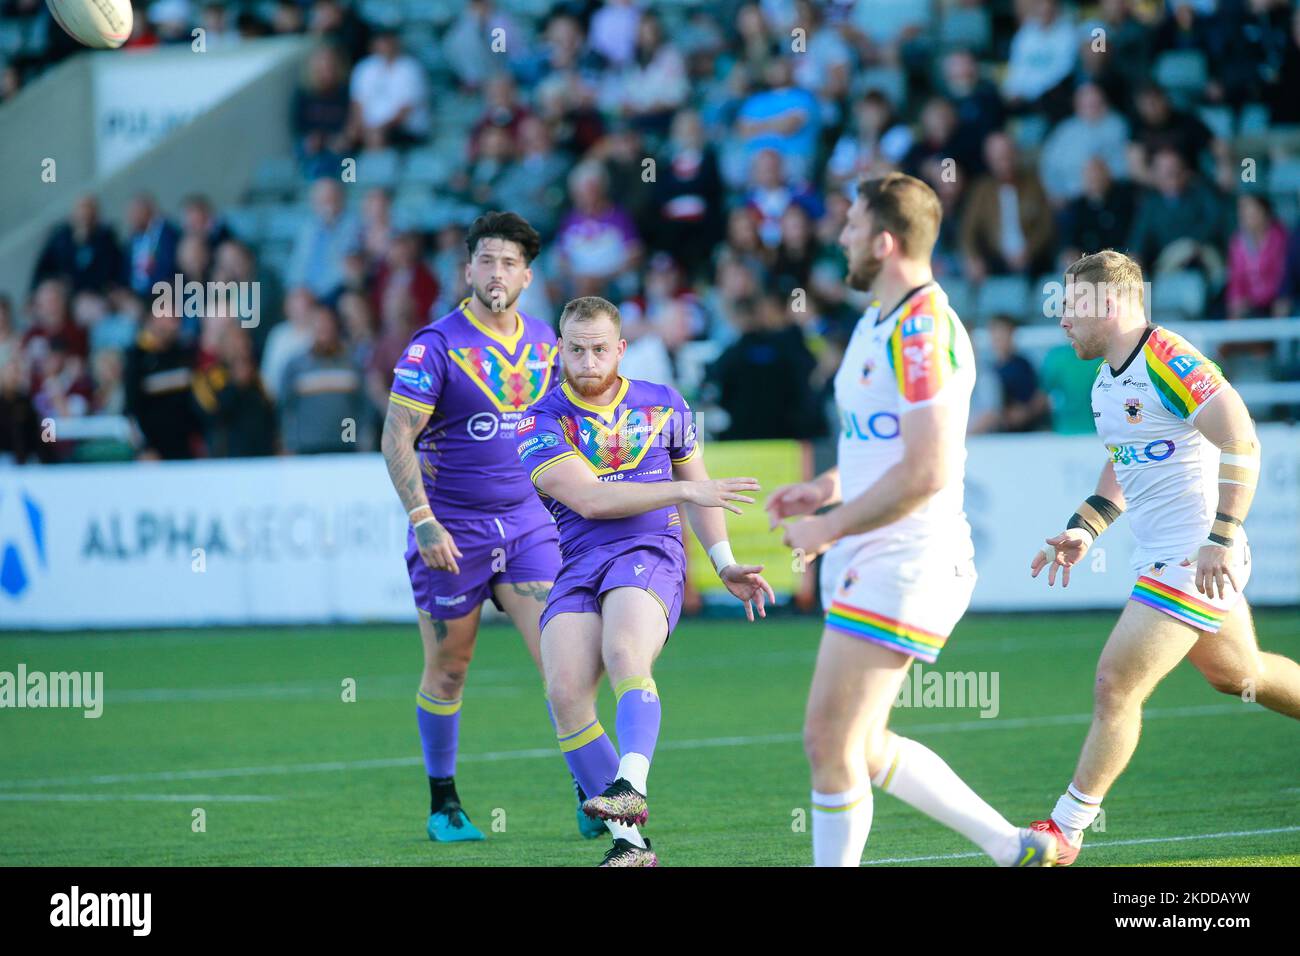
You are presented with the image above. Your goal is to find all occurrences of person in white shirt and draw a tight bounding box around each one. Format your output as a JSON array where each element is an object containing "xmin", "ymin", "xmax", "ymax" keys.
[{"xmin": 349, "ymin": 30, "xmax": 430, "ymax": 149}]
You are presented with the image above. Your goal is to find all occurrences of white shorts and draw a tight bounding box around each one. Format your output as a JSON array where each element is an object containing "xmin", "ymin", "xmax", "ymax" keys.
[
  {"xmin": 818, "ymin": 534, "xmax": 977, "ymax": 663},
  {"xmin": 1129, "ymin": 538, "xmax": 1251, "ymax": 634}
]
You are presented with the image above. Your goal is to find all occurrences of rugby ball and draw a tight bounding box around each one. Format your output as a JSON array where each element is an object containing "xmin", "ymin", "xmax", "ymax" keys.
[{"xmin": 46, "ymin": 0, "xmax": 134, "ymax": 50}]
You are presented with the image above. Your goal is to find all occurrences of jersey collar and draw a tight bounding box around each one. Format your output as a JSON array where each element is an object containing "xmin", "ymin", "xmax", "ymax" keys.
[
  {"xmin": 877, "ymin": 281, "xmax": 936, "ymax": 326},
  {"xmin": 460, "ymin": 297, "xmax": 524, "ymax": 353},
  {"xmin": 1108, "ymin": 325, "xmax": 1155, "ymax": 377},
  {"xmin": 562, "ymin": 376, "xmax": 630, "ymax": 421}
]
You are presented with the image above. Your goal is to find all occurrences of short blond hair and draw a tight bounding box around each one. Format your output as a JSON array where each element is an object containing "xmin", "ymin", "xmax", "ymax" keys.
[
  {"xmin": 1064, "ymin": 249, "xmax": 1146, "ymax": 313},
  {"xmin": 558, "ymin": 295, "xmax": 621, "ymax": 336}
]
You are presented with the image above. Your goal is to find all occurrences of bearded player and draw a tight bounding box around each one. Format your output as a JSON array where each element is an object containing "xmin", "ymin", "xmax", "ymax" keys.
[
  {"xmin": 518, "ymin": 295, "xmax": 775, "ymax": 866},
  {"xmin": 382, "ymin": 211, "xmax": 604, "ymax": 843},
  {"xmin": 1026, "ymin": 249, "xmax": 1300, "ymax": 864},
  {"xmin": 771, "ymin": 173, "xmax": 1058, "ymax": 867}
]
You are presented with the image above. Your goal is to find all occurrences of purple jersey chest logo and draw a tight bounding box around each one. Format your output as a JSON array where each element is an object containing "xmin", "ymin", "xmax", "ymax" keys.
[{"xmin": 447, "ymin": 342, "xmax": 555, "ymax": 412}]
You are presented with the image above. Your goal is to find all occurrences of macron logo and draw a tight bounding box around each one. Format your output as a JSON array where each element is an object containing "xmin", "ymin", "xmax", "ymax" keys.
[
  {"xmin": 633, "ymin": 564, "xmax": 645, "ymax": 576},
  {"xmin": 50, "ymin": 886, "xmax": 151, "ymax": 936}
]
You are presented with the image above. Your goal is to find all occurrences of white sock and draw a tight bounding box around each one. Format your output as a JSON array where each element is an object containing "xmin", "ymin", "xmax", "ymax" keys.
[
  {"xmin": 617, "ymin": 752, "xmax": 650, "ymax": 795},
  {"xmin": 606, "ymin": 819, "xmax": 645, "ymax": 848},
  {"xmin": 872, "ymin": 735, "xmax": 1020, "ymax": 866},
  {"xmin": 811, "ymin": 784, "xmax": 873, "ymax": 867},
  {"xmin": 1050, "ymin": 783, "xmax": 1103, "ymax": 845}
]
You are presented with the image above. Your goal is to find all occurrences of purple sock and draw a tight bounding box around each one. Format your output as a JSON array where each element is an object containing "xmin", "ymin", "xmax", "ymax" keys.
[
  {"xmin": 557, "ymin": 718, "xmax": 619, "ymax": 799},
  {"xmin": 417, "ymin": 690, "xmax": 461, "ymax": 778},
  {"xmin": 614, "ymin": 677, "xmax": 661, "ymax": 763}
]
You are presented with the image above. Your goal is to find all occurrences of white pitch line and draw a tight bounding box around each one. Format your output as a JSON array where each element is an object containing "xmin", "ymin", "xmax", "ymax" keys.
[
  {"xmin": 863, "ymin": 825, "xmax": 1300, "ymax": 865},
  {"xmin": 0, "ymin": 702, "xmax": 1266, "ymax": 791},
  {"xmin": 0, "ymin": 793, "xmax": 277, "ymax": 803}
]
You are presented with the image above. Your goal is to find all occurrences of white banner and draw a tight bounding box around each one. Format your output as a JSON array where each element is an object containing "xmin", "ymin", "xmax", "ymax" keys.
[
  {"xmin": 0, "ymin": 426, "xmax": 1296, "ymax": 629},
  {"xmin": 93, "ymin": 45, "xmax": 285, "ymax": 177}
]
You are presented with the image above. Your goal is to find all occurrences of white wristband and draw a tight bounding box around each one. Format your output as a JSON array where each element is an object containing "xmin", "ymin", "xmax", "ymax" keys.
[
  {"xmin": 408, "ymin": 505, "xmax": 432, "ymax": 517},
  {"xmin": 708, "ymin": 541, "xmax": 736, "ymax": 574},
  {"xmin": 413, "ymin": 516, "xmax": 436, "ymax": 529}
]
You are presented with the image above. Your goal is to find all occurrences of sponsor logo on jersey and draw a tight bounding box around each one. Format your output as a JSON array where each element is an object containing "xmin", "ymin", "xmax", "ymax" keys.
[
  {"xmin": 517, "ymin": 415, "xmax": 536, "ymax": 435},
  {"xmin": 1170, "ymin": 354, "xmax": 1200, "ymax": 377},
  {"xmin": 1151, "ymin": 562, "xmax": 1167, "ymax": 577},
  {"xmin": 467, "ymin": 412, "xmax": 499, "ymax": 440},
  {"xmin": 405, "ymin": 344, "xmax": 425, "ymax": 362},
  {"xmin": 901, "ymin": 314, "xmax": 934, "ymax": 337},
  {"xmin": 633, "ymin": 564, "xmax": 646, "ymax": 576},
  {"xmin": 839, "ymin": 566, "xmax": 860, "ymax": 593},
  {"xmin": 1108, "ymin": 439, "xmax": 1176, "ymax": 465},
  {"xmin": 517, "ymin": 433, "xmax": 558, "ymax": 461},
  {"xmin": 1124, "ymin": 397, "xmax": 1143, "ymax": 423},
  {"xmin": 840, "ymin": 409, "xmax": 900, "ymax": 441},
  {"xmin": 393, "ymin": 366, "xmax": 434, "ymax": 391},
  {"xmin": 1120, "ymin": 375, "xmax": 1148, "ymax": 391},
  {"xmin": 435, "ymin": 594, "xmax": 468, "ymax": 606}
]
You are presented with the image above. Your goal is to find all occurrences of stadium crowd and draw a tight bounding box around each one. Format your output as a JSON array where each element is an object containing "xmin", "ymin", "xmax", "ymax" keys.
[{"xmin": 4, "ymin": 0, "xmax": 1300, "ymax": 463}]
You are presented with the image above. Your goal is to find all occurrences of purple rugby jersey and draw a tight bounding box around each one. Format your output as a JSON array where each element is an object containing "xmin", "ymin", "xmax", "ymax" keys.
[
  {"xmin": 516, "ymin": 375, "xmax": 698, "ymax": 557},
  {"xmin": 389, "ymin": 297, "xmax": 560, "ymax": 519}
]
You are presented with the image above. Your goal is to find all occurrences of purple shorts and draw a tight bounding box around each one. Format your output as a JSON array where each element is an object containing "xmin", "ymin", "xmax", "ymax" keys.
[
  {"xmin": 406, "ymin": 511, "xmax": 561, "ymax": 620},
  {"xmin": 539, "ymin": 534, "xmax": 687, "ymax": 636}
]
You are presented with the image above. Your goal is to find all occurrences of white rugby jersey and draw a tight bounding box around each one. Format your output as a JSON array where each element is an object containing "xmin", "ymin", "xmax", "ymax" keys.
[
  {"xmin": 833, "ymin": 281, "xmax": 976, "ymax": 544},
  {"xmin": 1090, "ymin": 325, "xmax": 1229, "ymax": 569}
]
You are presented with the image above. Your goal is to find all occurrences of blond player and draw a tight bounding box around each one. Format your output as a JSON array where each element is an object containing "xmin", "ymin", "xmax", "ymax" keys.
[
  {"xmin": 1028, "ymin": 249, "xmax": 1300, "ymax": 864},
  {"xmin": 771, "ymin": 173, "xmax": 1057, "ymax": 867}
]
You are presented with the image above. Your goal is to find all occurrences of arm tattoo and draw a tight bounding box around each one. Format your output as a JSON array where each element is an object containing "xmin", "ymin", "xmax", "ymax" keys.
[{"xmin": 381, "ymin": 401, "xmax": 432, "ymax": 514}]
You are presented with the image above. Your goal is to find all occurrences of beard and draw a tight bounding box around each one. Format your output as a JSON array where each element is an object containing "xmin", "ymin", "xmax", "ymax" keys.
[
  {"xmin": 568, "ymin": 366, "xmax": 620, "ymax": 398},
  {"xmin": 845, "ymin": 249, "xmax": 883, "ymax": 292},
  {"xmin": 474, "ymin": 280, "xmax": 521, "ymax": 312}
]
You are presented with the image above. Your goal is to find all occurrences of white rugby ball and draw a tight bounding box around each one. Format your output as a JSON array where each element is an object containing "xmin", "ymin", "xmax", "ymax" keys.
[{"xmin": 46, "ymin": 0, "xmax": 134, "ymax": 50}]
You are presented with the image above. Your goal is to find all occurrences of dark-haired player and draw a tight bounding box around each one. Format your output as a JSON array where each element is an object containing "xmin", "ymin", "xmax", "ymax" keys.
[{"xmin": 381, "ymin": 211, "xmax": 604, "ymax": 842}]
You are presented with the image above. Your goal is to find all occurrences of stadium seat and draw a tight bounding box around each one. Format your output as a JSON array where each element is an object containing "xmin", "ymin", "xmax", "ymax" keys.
[
  {"xmin": 943, "ymin": 277, "xmax": 974, "ymax": 321},
  {"xmin": 402, "ymin": 148, "xmax": 454, "ymax": 188},
  {"xmin": 1268, "ymin": 157, "xmax": 1300, "ymax": 194},
  {"xmin": 1239, "ymin": 104, "xmax": 1272, "ymax": 135},
  {"xmin": 1151, "ymin": 270, "xmax": 1207, "ymax": 322},
  {"xmin": 1010, "ymin": 114, "xmax": 1050, "ymax": 152},
  {"xmin": 1029, "ymin": 273, "xmax": 1063, "ymax": 325},
  {"xmin": 355, "ymin": 149, "xmax": 402, "ymax": 190},
  {"xmin": 0, "ymin": 20, "xmax": 23, "ymax": 55},
  {"xmin": 222, "ymin": 206, "xmax": 266, "ymax": 244},
  {"xmin": 975, "ymin": 275, "xmax": 1030, "ymax": 322},
  {"xmin": 357, "ymin": 0, "xmax": 404, "ymax": 28},
  {"xmin": 853, "ymin": 67, "xmax": 906, "ymax": 108},
  {"xmin": 261, "ymin": 205, "xmax": 309, "ymax": 244},
  {"xmin": 249, "ymin": 156, "xmax": 303, "ymax": 201},
  {"xmin": 258, "ymin": 240, "xmax": 294, "ymax": 279},
  {"xmin": 1197, "ymin": 105, "xmax": 1235, "ymax": 141},
  {"xmin": 1271, "ymin": 191, "xmax": 1299, "ymax": 230},
  {"xmin": 938, "ymin": 8, "xmax": 992, "ymax": 54},
  {"xmin": 1153, "ymin": 50, "xmax": 1208, "ymax": 104}
]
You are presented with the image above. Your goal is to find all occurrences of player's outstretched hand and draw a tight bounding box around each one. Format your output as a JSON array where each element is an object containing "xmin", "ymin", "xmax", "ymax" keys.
[
  {"xmin": 1029, "ymin": 529, "xmax": 1092, "ymax": 588},
  {"xmin": 1181, "ymin": 544, "xmax": 1237, "ymax": 601},
  {"xmin": 765, "ymin": 480, "xmax": 830, "ymax": 529},
  {"xmin": 686, "ymin": 477, "xmax": 760, "ymax": 514},
  {"xmin": 720, "ymin": 563, "xmax": 776, "ymax": 622},
  {"xmin": 416, "ymin": 518, "xmax": 463, "ymax": 574}
]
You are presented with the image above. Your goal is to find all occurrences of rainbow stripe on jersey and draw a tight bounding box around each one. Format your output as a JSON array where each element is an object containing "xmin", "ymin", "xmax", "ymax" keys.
[{"xmin": 1143, "ymin": 328, "xmax": 1225, "ymax": 420}]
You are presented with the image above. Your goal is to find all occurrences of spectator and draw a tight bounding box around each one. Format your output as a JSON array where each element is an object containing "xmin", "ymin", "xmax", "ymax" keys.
[
  {"xmin": 308, "ymin": 0, "xmax": 371, "ymax": 66},
  {"xmin": 553, "ymin": 160, "xmax": 643, "ymax": 298},
  {"xmin": 1269, "ymin": 4, "xmax": 1300, "ymax": 125},
  {"xmin": 768, "ymin": 204, "xmax": 818, "ymax": 301},
  {"xmin": 1001, "ymin": 0, "xmax": 1078, "ymax": 118},
  {"xmin": 181, "ymin": 194, "xmax": 232, "ymax": 249},
  {"xmin": 960, "ymin": 132, "xmax": 1056, "ymax": 281},
  {"xmin": 0, "ymin": 351, "xmax": 47, "ymax": 463},
  {"xmin": 1127, "ymin": 82, "xmax": 1220, "ymax": 188},
  {"xmin": 825, "ymin": 91, "xmax": 914, "ymax": 193},
  {"xmin": 91, "ymin": 289, "xmax": 142, "ymax": 355},
  {"xmin": 734, "ymin": 3, "xmax": 781, "ymax": 78},
  {"xmin": 349, "ymin": 30, "xmax": 429, "ymax": 149},
  {"xmin": 1078, "ymin": 0, "xmax": 1151, "ymax": 101},
  {"xmin": 1276, "ymin": 224, "xmax": 1300, "ymax": 318},
  {"xmin": 32, "ymin": 196, "xmax": 124, "ymax": 293},
  {"xmin": 123, "ymin": 193, "xmax": 181, "ymax": 299},
  {"xmin": 198, "ymin": 2, "xmax": 240, "ymax": 50},
  {"xmin": 286, "ymin": 178, "xmax": 361, "ymax": 300},
  {"xmin": 292, "ymin": 45, "xmax": 353, "ymax": 171},
  {"xmin": 742, "ymin": 148, "xmax": 824, "ymax": 249},
  {"xmin": 469, "ymin": 74, "xmax": 532, "ymax": 162},
  {"xmin": 450, "ymin": 124, "xmax": 517, "ymax": 208},
  {"xmin": 592, "ymin": 120, "xmax": 656, "ymax": 235},
  {"xmin": 1226, "ymin": 193, "xmax": 1289, "ymax": 320},
  {"xmin": 600, "ymin": 11, "xmax": 690, "ymax": 140},
  {"xmin": 1040, "ymin": 342, "xmax": 1101, "ymax": 434},
  {"xmin": 358, "ymin": 187, "xmax": 394, "ymax": 267},
  {"xmin": 442, "ymin": 0, "xmax": 526, "ymax": 89},
  {"xmin": 371, "ymin": 231, "xmax": 439, "ymax": 329},
  {"xmin": 279, "ymin": 303, "xmax": 366, "ymax": 454},
  {"xmin": 902, "ymin": 98, "xmax": 969, "ymax": 181},
  {"xmin": 589, "ymin": 0, "xmax": 643, "ymax": 68},
  {"xmin": 734, "ymin": 58, "xmax": 820, "ymax": 184},
  {"xmin": 1126, "ymin": 147, "xmax": 1227, "ymax": 272},
  {"xmin": 1057, "ymin": 156, "xmax": 1137, "ymax": 268},
  {"xmin": 212, "ymin": 240, "xmax": 282, "ymax": 358},
  {"xmin": 706, "ymin": 293, "xmax": 825, "ymax": 440},
  {"xmin": 492, "ymin": 116, "xmax": 572, "ymax": 241},
  {"xmin": 942, "ymin": 48, "xmax": 1005, "ymax": 179},
  {"xmin": 0, "ymin": 295, "xmax": 16, "ymax": 369},
  {"xmin": 23, "ymin": 279, "xmax": 88, "ymax": 368},
  {"xmin": 970, "ymin": 315, "xmax": 1050, "ymax": 433},
  {"xmin": 789, "ymin": 0, "xmax": 852, "ymax": 121},
  {"xmin": 261, "ymin": 287, "xmax": 316, "ymax": 399},
  {"xmin": 648, "ymin": 109, "xmax": 725, "ymax": 278},
  {"xmin": 1038, "ymin": 83, "xmax": 1129, "ymax": 205},
  {"xmin": 123, "ymin": 300, "xmax": 202, "ymax": 459},
  {"xmin": 534, "ymin": 13, "xmax": 606, "ymax": 156},
  {"xmin": 199, "ymin": 326, "xmax": 277, "ymax": 457}
]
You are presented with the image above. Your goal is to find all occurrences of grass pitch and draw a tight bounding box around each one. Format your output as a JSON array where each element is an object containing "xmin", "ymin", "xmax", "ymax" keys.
[{"xmin": 2, "ymin": 609, "xmax": 1297, "ymax": 866}]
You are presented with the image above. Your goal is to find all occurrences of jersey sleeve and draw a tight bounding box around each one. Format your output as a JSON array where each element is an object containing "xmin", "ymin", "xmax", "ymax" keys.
[
  {"xmin": 517, "ymin": 404, "xmax": 577, "ymax": 494},
  {"xmin": 664, "ymin": 386, "xmax": 698, "ymax": 465},
  {"xmin": 887, "ymin": 306, "xmax": 962, "ymax": 410},
  {"xmin": 1144, "ymin": 328, "xmax": 1228, "ymax": 421},
  {"xmin": 389, "ymin": 334, "xmax": 444, "ymax": 415}
]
